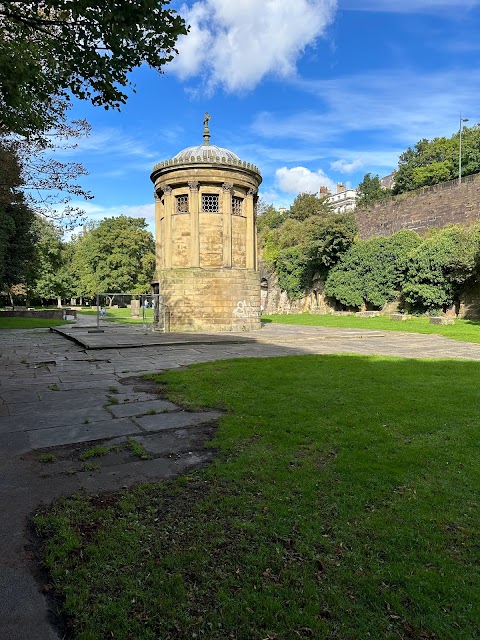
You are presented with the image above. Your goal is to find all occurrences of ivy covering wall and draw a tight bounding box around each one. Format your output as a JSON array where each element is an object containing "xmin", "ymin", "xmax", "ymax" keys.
[{"xmin": 258, "ymin": 196, "xmax": 480, "ymax": 313}]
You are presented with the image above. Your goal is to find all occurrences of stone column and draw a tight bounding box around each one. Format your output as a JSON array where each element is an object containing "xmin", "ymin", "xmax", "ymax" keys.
[
  {"xmin": 222, "ymin": 182, "xmax": 233, "ymax": 268},
  {"xmin": 253, "ymin": 196, "xmax": 258, "ymax": 270},
  {"xmin": 189, "ymin": 181, "xmax": 200, "ymax": 267},
  {"xmin": 246, "ymin": 188, "xmax": 256, "ymax": 269},
  {"xmin": 154, "ymin": 191, "xmax": 163, "ymax": 272},
  {"xmin": 163, "ymin": 185, "xmax": 173, "ymax": 268}
]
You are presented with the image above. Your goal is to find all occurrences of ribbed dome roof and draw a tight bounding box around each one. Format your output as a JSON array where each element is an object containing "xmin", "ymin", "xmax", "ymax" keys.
[
  {"xmin": 151, "ymin": 114, "xmax": 261, "ymax": 177},
  {"xmin": 173, "ymin": 144, "xmax": 240, "ymax": 163}
]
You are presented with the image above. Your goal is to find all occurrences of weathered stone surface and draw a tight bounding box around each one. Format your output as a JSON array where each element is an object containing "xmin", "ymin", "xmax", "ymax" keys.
[
  {"xmin": 159, "ymin": 268, "xmax": 261, "ymax": 332},
  {"xmin": 429, "ymin": 316, "xmax": 455, "ymax": 325},
  {"xmin": 108, "ymin": 399, "xmax": 178, "ymax": 418},
  {"xmin": 356, "ymin": 173, "xmax": 480, "ymax": 239},
  {"xmin": 136, "ymin": 410, "xmax": 222, "ymax": 432},
  {"xmin": 27, "ymin": 418, "xmax": 139, "ymax": 449},
  {"xmin": 151, "ymin": 144, "xmax": 262, "ymax": 333},
  {"xmin": 0, "ymin": 566, "xmax": 60, "ymax": 640},
  {"xmin": 131, "ymin": 426, "xmax": 215, "ymax": 455},
  {"xmin": 76, "ymin": 451, "xmax": 213, "ymax": 492},
  {"xmin": 0, "ymin": 407, "xmax": 111, "ymax": 434},
  {"xmin": 390, "ymin": 313, "xmax": 411, "ymax": 321},
  {"xmin": 355, "ymin": 311, "xmax": 381, "ymax": 317}
]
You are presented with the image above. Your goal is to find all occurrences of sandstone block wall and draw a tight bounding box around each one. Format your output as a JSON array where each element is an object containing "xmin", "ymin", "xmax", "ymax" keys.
[
  {"xmin": 356, "ymin": 173, "xmax": 480, "ymax": 239},
  {"xmin": 159, "ymin": 268, "xmax": 261, "ymax": 332}
]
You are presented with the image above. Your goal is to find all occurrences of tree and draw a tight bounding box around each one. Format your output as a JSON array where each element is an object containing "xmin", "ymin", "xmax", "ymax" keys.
[
  {"xmin": 29, "ymin": 216, "xmax": 75, "ymax": 306},
  {"xmin": 305, "ymin": 213, "xmax": 358, "ymax": 272},
  {"xmin": 0, "ymin": 138, "xmax": 36, "ymax": 292},
  {"xmin": 325, "ymin": 230, "xmax": 421, "ymax": 309},
  {"xmin": 391, "ymin": 128, "xmax": 480, "ymax": 195},
  {"xmin": 402, "ymin": 226, "xmax": 479, "ymax": 312},
  {"xmin": 257, "ymin": 204, "xmax": 285, "ymax": 236},
  {"xmin": 263, "ymin": 211, "xmax": 357, "ymax": 300},
  {"xmin": 71, "ymin": 216, "xmax": 155, "ymax": 303},
  {"xmin": 2, "ymin": 115, "xmax": 93, "ymax": 228},
  {"xmin": 356, "ymin": 173, "xmax": 391, "ymax": 208},
  {"xmin": 0, "ymin": 1, "xmax": 187, "ymax": 137},
  {"xmin": 288, "ymin": 192, "xmax": 331, "ymax": 221}
]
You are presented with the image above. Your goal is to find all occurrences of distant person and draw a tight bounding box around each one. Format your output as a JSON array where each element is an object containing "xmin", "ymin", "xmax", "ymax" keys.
[{"xmin": 100, "ymin": 307, "xmax": 107, "ymax": 318}]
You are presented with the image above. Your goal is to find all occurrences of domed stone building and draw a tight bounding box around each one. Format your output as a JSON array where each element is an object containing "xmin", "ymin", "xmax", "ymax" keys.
[{"xmin": 150, "ymin": 115, "xmax": 262, "ymax": 332}]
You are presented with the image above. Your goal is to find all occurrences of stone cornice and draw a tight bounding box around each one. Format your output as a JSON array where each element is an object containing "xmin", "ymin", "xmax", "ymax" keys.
[{"xmin": 151, "ymin": 155, "xmax": 261, "ymax": 179}]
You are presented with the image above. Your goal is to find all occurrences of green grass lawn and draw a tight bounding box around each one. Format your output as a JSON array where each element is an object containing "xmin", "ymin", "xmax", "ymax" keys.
[
  {"xmin": 264, "ymin": 313, "xmax": 480, "ymax": 343},
  {"xmin": 78, "ymin": 307, "xmax": 155, "ymax": 324},
  {"xmin": 35, "ymin": 355, "xmax": 479, "ymax": 639},
  {"xmin": 0, "ymin": 317, "xmax": 70, "ymax": 329}
]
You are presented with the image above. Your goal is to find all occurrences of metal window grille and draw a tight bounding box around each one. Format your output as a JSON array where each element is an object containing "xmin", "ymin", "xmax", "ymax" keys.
[
  {"xmin": 202, "ymin": 193, "xmax": 219, "ymax": 212},
  {"xmin": 176, "ymin": 194, "xmax": 189, "ymax": 213},
  {"xmin": 232, "ymin": 196, "xmax": 243, "ymax": 216}
]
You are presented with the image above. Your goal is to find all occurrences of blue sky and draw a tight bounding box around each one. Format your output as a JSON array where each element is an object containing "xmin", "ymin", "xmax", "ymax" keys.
[{"xmin": 59, "ymin": 0, "xmax": 480, "ymax": 234}]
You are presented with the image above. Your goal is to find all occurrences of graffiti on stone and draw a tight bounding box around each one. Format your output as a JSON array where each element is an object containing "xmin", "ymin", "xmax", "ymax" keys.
[{"xmin": 232, "ymin": 300, "xmax": 259, "ymax": 319}]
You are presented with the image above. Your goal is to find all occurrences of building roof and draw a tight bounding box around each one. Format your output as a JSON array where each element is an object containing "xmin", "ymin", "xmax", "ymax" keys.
[
  {"xmin": 151, "ymin": 113, "xmax": 261, "ymax": 177},
  {"xmin": 173, "ymin": 144, "xmax": 241, "ymax": 163}
]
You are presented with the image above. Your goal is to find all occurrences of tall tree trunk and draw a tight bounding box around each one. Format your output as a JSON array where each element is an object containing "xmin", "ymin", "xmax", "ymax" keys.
[{"xmin": 57, "ymin": 297, "xmax": 62, "ymax": 308}]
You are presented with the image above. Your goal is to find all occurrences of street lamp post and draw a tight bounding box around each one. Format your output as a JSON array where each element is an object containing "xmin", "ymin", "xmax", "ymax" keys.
[{"xmin": 459, "ymin": 114, "xmax": 469, "ymax": 185}]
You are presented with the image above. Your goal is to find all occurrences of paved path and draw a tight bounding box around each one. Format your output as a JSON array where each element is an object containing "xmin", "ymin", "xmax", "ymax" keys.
[{"xmin": 1, "ymin": 322, "xmax": 480, "ymax": 639}]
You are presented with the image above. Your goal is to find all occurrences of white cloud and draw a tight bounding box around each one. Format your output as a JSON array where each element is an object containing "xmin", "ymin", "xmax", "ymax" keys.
[
  {"xmin": 252, "ymin": 68, "xmax": 480, "ymax": 148},
  {"xmin": 330, "ymin": 158, "xmax": 363, "ymax": 173},
  {"xmin": 54, "ymin": 128, "xmax": 157, "ymax": 160},
  {"xmin": 172, "ymin": 0, "xmax": 338, "ymax": 92},
  {"xmin": 276, "ymin": 166, "xmax": 336, "ymax": 194}
]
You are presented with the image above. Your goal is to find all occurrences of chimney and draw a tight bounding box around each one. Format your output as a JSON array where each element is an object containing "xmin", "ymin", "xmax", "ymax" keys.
[
  {"xmin": 319, "ymin": 186, "xmax": 330, "ymax": 195},
  {"xmin": 337, "ymin": 183, "xmax": 345, "ymax": 194}
]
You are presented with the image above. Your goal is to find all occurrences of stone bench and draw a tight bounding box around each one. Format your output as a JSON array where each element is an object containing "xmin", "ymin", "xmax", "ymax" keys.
[
  {"xmin": 390, "ymin": 313, "xmax": 411, "ymax": 321},
  {"xmin": 355, "ymin": 310, "xmax": 381, "ymax": 317},
  {"xmin": 429, "ymin": 316, "xmax": 455, "ymax": 325}
]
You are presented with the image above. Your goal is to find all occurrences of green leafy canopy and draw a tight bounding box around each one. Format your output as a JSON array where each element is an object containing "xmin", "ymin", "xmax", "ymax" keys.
[{"xmin": 0, "ymin": 1, "xmax": 188, "ymax": 136}]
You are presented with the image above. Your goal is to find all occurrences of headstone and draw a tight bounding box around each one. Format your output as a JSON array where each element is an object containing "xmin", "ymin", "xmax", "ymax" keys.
[{"xmin": 131, "ymin": 299, "xmax": 140, "ymax": 318}]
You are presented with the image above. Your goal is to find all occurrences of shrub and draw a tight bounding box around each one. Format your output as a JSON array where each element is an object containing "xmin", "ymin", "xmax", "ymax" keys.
[
  {"xmin": 402, "ymin": 225, "xmax": 480, "ymax": 312},
  {"xmin": 325, "ymin": 230, "xmax": 421, "ymax": 309}
]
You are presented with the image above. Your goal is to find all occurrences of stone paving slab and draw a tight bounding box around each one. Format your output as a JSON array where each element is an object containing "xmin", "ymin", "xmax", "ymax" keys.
[
  {"xmin": 131, "ymin": 427, "xmax": 215, "ymax": 455},
  {"xmin": 76, "ymin": 451, "xmax": 213, "ymax": 492},
  {"xmin": 27, "ymin": 417, "xmax": 139, "ymax": 449},
  {"xmin": 7, "ymin": 391, "xmax": 110, "ymax": 415},
  {"xmin": 109, "ymin": 398, "xmax": 178, "ymax": 418},
  {"xmin": 137, "ymin": 410, "xmax": 223, "ymax": 432},
  {"xmin": 52, "ymin": 325, "xmax": 256, "ymax": 349},
  {"xmin": 0, "ymin": 407, "xmax": 111, "ymax": 435},
  {"xmin": 51, "ymin": 322, "xmax": 390, "ymax": 351},
  {"xmin": 1, "ymin": 566, "xmax": 60, "ymax": 640}
]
